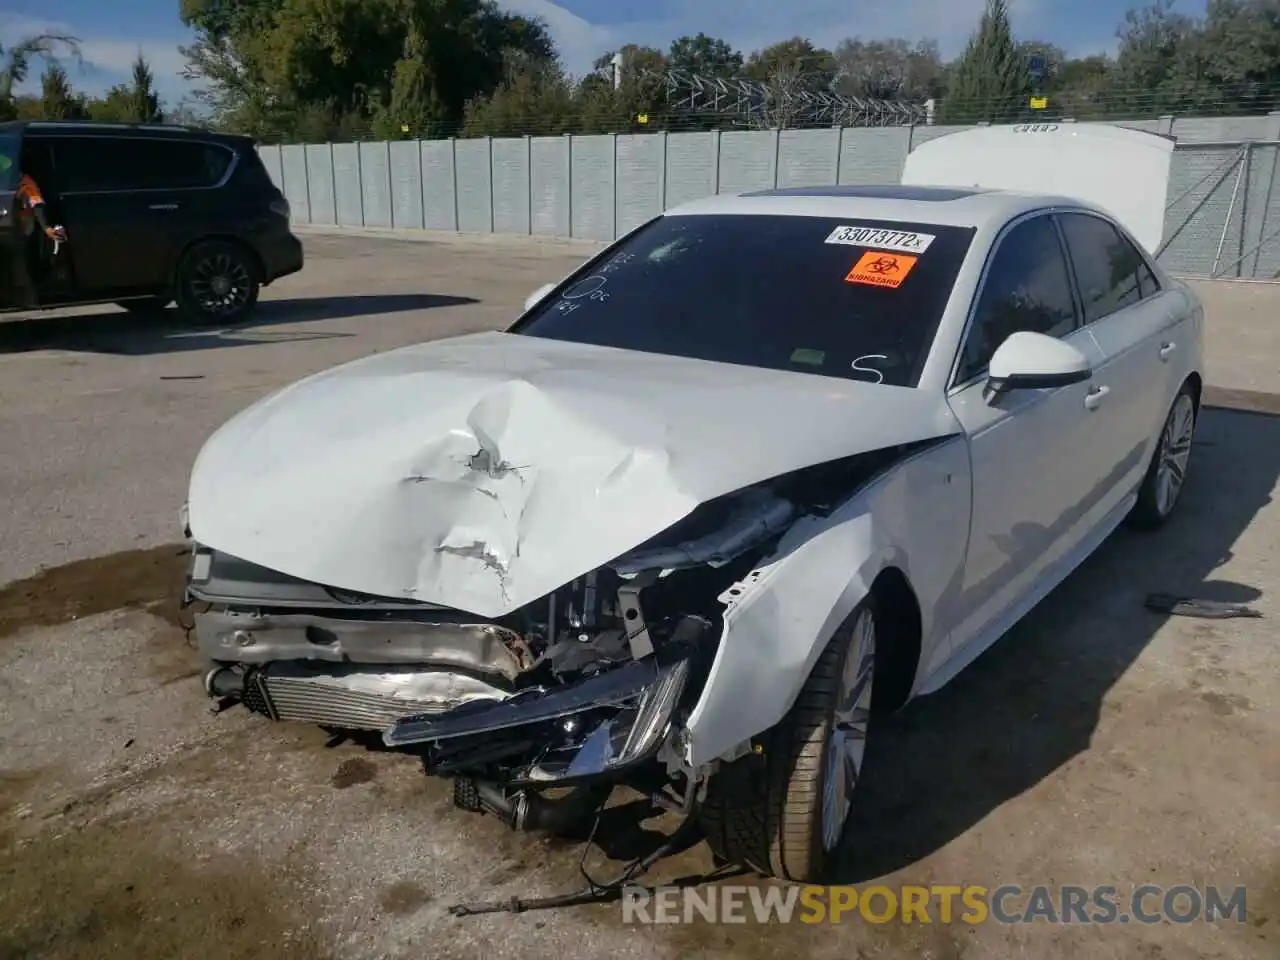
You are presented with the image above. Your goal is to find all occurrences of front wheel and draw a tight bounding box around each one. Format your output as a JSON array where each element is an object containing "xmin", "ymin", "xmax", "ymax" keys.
[
  {"xmin": 174, "ymin": 241, "xmax": 260, "ymax": 327},
  {"xmin": 1130, "ymin": 384, "xmax": 1197, "ymax": 530},
  {"xmin": 700, "ymin": 600, "xmax": 878, "ymax": 882}
]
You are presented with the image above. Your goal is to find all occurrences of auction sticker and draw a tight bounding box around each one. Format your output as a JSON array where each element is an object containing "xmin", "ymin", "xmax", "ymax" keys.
[
  {"xmin": 845, "ymin": 251, "xmax": 919, "ymax": 288},
  {"xmin": 825, "ymin": 224, "xmax": 935, "ymax": 254}
]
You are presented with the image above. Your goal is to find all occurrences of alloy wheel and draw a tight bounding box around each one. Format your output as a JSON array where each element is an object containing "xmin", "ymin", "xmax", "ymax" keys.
[
  {"xmin": 821, "ymin": 606, "xmax": 876, "ymax": 853},
  {"xmin": 1155, "ymin": 393, "xmax": 1196, "ymax": 517},
  {"xmin": 189, "ymin": 252, "xmax": 252, "ymax": 317}
]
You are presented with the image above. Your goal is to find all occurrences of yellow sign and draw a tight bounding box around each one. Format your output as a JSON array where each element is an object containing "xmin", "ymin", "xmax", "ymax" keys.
[
  {"xmin": 636, "ymin": 113, "xmax": 649, "ymax": 124},
  {"xmin": 1029, "ymin": 96, "xmax": 1048, "ymax": 110},
  {"xmin": 401, "ymin": 123, "xmax": 410, "ymax": 133}
]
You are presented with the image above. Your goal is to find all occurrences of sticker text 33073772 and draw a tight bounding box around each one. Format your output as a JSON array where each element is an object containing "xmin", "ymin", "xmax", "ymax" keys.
[{"xmin": 824, "ymin": 225, "xmax": 936, "ymax": 254}]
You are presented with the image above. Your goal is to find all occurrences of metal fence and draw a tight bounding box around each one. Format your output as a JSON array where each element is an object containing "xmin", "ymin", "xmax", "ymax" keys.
[{"xmin": 258, "ymin": 112, "xmax": 1280, "ymax": 280}]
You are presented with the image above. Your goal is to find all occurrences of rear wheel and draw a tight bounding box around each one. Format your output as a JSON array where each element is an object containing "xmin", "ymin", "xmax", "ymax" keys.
[
  {"xmin": 700, "ymin": 600, "xmax": 877, "ymax": 882},
  {"xmin": 1130, "ymin": 383, "xmax": 1197, "ymax": 529},
  {"xmin": 174, "ymin": 240, "xmax": 260, "ymax": 326}
]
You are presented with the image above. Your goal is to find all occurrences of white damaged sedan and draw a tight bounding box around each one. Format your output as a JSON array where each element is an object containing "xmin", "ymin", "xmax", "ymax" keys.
[{"xmin": 182, "ymin": 125, "xmax": 1203, "ymax": 881}]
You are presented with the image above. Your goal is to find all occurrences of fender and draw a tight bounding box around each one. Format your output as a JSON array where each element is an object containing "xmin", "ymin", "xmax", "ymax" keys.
[{"xmin": 682, "ymin": 435, "xmax": 973, "ymax": 767}]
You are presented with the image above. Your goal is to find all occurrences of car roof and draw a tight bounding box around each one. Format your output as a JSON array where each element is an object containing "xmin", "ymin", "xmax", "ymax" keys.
[
  {"xmin": 0, "ymin": 119, "xmax": 252, "ymax": 147},
  {"xmin": 665, "ymin": 184, "xmax": 1095, "ymax": 231}
]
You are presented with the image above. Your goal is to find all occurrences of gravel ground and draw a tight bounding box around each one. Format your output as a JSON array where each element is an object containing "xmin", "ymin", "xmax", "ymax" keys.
[{"xmin": 0, "ymin": 231, "xmax": 1276, "ymax": 959}]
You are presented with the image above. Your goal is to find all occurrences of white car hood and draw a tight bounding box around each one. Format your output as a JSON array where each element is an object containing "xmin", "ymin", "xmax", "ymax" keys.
[{"xmin": 187, "ymin": 331, "xmax": 960, "ymax": 618}]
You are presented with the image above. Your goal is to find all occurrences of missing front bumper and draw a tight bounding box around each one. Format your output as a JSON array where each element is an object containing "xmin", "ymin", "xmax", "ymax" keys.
[
  {"xmin": 193, "ymin": 607, "xmax": 533, "ymax": 681},
  {"xmin": 212, "ymin": 661, "xmax": 512, "ymax": 729},
  {"xmin": 385, "ymin": 656, "xmax": 692, "ymax": 786}
]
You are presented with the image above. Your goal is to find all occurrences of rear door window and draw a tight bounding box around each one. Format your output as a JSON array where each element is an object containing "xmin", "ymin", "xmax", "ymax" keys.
[
  {"xmin": 54, "ymin": 137, "xmax": 234, "ymax": 193},
  {"xmin": 1057, "ymin": 212, "xmax": 1153, "ymax": 323}
]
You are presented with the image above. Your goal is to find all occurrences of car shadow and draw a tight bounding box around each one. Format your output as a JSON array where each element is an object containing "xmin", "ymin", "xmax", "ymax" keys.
[
  {"xmin": 831, "ymin": 399, "xmax": 1279, "ymax": 882},
  {"xmin": 0, "ymin": 293, "xmax": 478, "ymax": 356}
]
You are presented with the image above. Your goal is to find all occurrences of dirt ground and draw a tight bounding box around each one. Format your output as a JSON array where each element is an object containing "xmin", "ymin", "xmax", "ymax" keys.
[{"xmin": 0, "ymin": 231, "xmax": 1276, "ymax": 959}]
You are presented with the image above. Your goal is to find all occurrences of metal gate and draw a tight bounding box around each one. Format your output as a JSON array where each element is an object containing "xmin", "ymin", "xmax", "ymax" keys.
[{"xmin": 1159, "ymin": 140, "xmax": 1280, "ymax": 281}]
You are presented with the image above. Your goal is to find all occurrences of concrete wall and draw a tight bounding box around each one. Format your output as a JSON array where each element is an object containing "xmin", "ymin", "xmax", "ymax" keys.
[{"xmin": 260, "ymin": 113, "xmax": 1280, "ymax": 280}]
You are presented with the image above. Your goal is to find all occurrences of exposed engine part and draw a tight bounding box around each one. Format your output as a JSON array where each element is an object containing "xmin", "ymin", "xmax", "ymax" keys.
[
  {"xmin": 616, "ymin": 570, "xmax": 657, "ymax": 659},
  {"xmin": 447, "ymin": 776, "xmax": 704, "ymax": 917},
  {"xmin": 205, "ymin": 666, "xmax": 244, "ymax": 699},
  {"xmin": 386, "ymin": 620, "xmax": 706, "ymax": 786},
  {"xmin": 231, "ymin": 662, "xmax": 509, "ymax": 730},
  {"xmin": 452, "ymin": 777, "xmax": 610, "ymax": 832},
  {"xmin": 194, "ymin": 608, "xmax": 533, "ymax": 682}
]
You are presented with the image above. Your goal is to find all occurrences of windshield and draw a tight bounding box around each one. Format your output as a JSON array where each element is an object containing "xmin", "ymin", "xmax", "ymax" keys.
[
  {"xmin": 0, "ymin": 134, "xmax": 18, "ymax": 191},
  {"xmin": 511, "ymin": 213, "xmax": 976, "ymax": 387}
]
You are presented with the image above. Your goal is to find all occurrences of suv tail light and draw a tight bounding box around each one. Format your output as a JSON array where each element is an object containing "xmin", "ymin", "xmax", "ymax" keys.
[{"xmin": 269, "ymin": 197, "xmax": 290, "ymax": 220}]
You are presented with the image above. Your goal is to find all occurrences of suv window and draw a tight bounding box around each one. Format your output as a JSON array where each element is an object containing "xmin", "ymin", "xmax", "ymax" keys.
[
  {"xmin": 54, "ymin": 137, "xmax": 234, "ymax": 193},
  {"xmin": 511, "ymin": 214, "xmax": 977, "ymax": 388},
  {"xmin": 0, "ymin": 133, "xmax": 18, "ymax": 191},
  {"xmin": 1058, "ymin": 212, "xmax": 1157, "ymax": 323},
  {"xmin": 956, "ymin": 214, "xmax": 1079, "ymax": 384}
]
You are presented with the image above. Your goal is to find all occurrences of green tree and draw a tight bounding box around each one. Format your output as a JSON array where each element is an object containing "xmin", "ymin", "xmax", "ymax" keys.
[
  {"xmin": 743, "ymin": 37, "xmax": 837, "ymax": 91},
  {"xmin": 374, "ymin": 16, "xmax": 444, "ymax": 138},
  {"xmin": 571, "ymin": 45, "xmax": 667, "ymax": 133},
  {"xmin": 1112, "ymin": 0, "xmax": 1280, "ymax": 116},
  {"xmin": 941, "ymin": 0, "xmax": 1030, "ymax": 122},
  {"xmin": 667, "ymin": 33, "xmax": 742, "ymax": 78},
  {"xmin": 180, "ymin": 0, "xmax": 558, "ymax": 141},
  {"xmin": 125, "ymin": 54, "xmax": 164, "ymax": 122},
  {"xmin": 833, "ymin": 37, "xmax": 946, "ymax": 100},
  {"xmin": 40, "ymin": 63, "xmax": 87, "ymax": 119},
  {"xmin": 0, "ymin": 33, "xmax": 80, "ymax": 121},
  {"xmin": 461, "ymin": 58, "xmax": 575, "ymax": 136},
  {"xmin": 741, "ymin": 38, "xmax": 837, "ymax": 127},
  {"xmin": 1111, "ymin": 0, "xmax": 1203, "ymax": 113},
  {"xmin": 1047, "ymin": 53, "xmax": 1116, "ymax": 118}
]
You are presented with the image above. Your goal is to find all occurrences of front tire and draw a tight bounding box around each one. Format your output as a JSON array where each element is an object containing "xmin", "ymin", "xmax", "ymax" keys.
[
  {"xmin": 174, "ymin": 240, "xmax": 260, "ymax": 327},
  {"xmin": 1130, "ymin": 383, "xmax": 1197, "ymax": 530},
  {"xmin": 700, "ymin": 600, "xmax": 877, "ymax": 882}
]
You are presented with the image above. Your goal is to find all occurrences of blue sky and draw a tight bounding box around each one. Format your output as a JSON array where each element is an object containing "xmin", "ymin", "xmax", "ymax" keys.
[{"xmin": 1, "ymin": 0, "xmax": 1210, "ymax": 105}]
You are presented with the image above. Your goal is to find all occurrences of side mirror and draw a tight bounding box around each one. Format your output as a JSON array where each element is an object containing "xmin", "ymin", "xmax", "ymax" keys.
[
  {"xmin": 524, "ymin": 282, "xmax": 556, "ymax": 313},
  {"xmin": 987, "ymin": 330, "xmax": 1092, "ymax": 395}
]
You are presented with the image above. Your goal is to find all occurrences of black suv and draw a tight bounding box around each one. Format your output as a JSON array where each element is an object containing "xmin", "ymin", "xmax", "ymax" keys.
[{"xmin": 0, "ymin": 120, "xmax": 303, "ymax": 325}]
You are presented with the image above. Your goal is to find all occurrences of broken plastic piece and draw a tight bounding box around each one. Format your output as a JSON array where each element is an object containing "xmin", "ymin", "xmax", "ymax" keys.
[{"xmin": 1144, "ymin": 594, "xmax": 1263, "ymax": 619}]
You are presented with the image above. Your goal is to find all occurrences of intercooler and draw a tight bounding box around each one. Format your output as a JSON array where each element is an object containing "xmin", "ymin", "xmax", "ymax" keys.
[{"xmin": 240, "ymin": 663, "xmax": 510, "ymax": 731}]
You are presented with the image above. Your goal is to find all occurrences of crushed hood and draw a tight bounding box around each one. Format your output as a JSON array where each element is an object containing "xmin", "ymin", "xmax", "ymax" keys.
[{"xmin": 187, "ymin": 331, "xmax": 960, "ymax": 618}]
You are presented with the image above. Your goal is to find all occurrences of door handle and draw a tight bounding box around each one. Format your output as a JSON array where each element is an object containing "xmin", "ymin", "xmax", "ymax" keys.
[
  {"xmin": 1159, "ymin": 341, "xmax": 1176, "ymax": 361},
  {"xmin": 148, "ymin": 203, "xmax": 179, "ymax": 211},
  {"xmin": 1084, "ymin": 385, "xmax": 1110, "ymax": 411}
]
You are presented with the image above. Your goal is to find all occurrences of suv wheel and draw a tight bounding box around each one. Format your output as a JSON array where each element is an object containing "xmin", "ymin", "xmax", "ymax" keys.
[
  {"xmin": 175, "ymin": 241, "xmax": 260, "ymax": 326},
  {"xmin": 700, "ymin": 600, "xmax": 878, "ymax": 882}
]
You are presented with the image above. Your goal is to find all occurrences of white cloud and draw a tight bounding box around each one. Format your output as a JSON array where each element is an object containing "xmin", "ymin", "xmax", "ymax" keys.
[
  {"xmin": 0, "ymin": 12, "xmax": 192, "ymax": 103},
  {"xmin": 499, "ymin": 0, "xmax": 621, "ymax": 77},
  {"xmin": 499, "ymin": 0, "xmax": 1046, "ymax": 76}
]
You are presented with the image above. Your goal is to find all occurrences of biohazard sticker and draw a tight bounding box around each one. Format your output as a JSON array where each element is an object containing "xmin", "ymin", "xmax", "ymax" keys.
[
  {"xmin": 845, "ymin": 251, "xmax": 919, "ymax": 288},
  {"xmin": 825, "ymin": 224, "xmax": 935, "ymax": 254}
]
